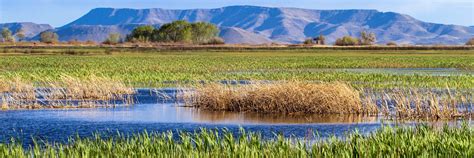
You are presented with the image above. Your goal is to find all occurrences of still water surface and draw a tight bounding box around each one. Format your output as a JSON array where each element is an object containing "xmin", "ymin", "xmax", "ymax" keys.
[{"xmin": 0, "ymin": 88, "xmax": 468, "ymax": 145}]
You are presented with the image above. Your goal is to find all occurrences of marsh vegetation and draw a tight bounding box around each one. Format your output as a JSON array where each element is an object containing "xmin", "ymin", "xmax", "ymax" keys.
[
  {"xmin": 0, "ymin": 75, "xmax": 134, "ymax": 109},
  {"xmin": 0, "ymin": 47, "xmax": 473, "ymax": 156},
  {"xmin": 1, "ymin": 125, "xmax": 473, "ymax": 157}
]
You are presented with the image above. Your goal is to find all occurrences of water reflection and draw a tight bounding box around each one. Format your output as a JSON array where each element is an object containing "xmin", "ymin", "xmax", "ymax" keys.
[
  {"xmin": 33, "ymin": 104, "xmax": 379, "ymax": 124},
  {"xmin": 191, "ymin": 110, "xmax": 379, "ymax": 124}
]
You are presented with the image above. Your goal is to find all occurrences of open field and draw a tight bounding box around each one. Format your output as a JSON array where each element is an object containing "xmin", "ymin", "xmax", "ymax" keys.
[
  {"xmin": 1, "ymin": 124, "xmax": 473, "ymax": 157},
  {"xmin": 1, "ymin": 47, "xmax": 474, "ymax": 88}
]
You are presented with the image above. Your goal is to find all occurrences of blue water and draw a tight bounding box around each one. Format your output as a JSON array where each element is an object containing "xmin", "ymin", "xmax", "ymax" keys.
[
  {"xmin": 0, "ymin": 88, "xmax": 469, "ymax": 146},
  {"xmin": 0, "ymin": 103, "xmax": 386, "ymax": 146}
]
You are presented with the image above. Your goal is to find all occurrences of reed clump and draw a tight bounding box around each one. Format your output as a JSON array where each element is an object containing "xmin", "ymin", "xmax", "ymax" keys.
[
  {"xmin": 54, "ymin": 75, "xmax": 134, "ymax": 100},
  {"xmin": 0, "ymin": 75, "xmax": 135, "ymax": 109},
  {"xmin": 184, "ymin": 81, "xmax": 473, "ymax": 119},
  {"xmin": 364, "ymin": 88, "xmax": 474, "ymax": 119},
  {"xmin": 183, "ymin": 82, "xmax": 369, "ymax": 114}
]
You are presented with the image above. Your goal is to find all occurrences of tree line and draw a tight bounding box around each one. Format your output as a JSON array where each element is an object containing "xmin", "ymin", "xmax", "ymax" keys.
[
  {"xmin": 1, "ymin": 27, "xmax": 26, "ymax": 42},
  {"xmin": 0, "ymin": 20, "xmax": 223, "ymax": 45},
  {"xmin": 304, "ymin": 30, "xmax": 378, "ymax": 46},
  {"xmin": 125, "ymin": 20, "xmax": 223, "ymax": 44}
]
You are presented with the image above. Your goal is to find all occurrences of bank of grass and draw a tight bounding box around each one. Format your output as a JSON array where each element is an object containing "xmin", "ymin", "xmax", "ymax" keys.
[
  {"xmin": 1, "ymin": 49, "xmax": 474, "ymax": 88},
  {"xmin": 1, "ymin": 124, "xmax": 473, "ymax": 157}
]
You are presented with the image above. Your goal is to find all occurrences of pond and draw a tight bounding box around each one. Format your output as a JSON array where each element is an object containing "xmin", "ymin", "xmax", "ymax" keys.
[{"xmin": 0, "ymin": 88, "xmax": 470, "ymax": 146}]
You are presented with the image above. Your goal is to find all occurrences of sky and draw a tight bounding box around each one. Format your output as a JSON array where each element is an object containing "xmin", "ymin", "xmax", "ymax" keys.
[{"xmin": 1, "ymin": 0, "xmax": 473, "ymax": 27}]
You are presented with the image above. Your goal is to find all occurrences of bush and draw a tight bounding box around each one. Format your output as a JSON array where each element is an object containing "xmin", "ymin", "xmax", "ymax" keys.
[
  {"xmin": 335, "ymin": 36, "xmax": 360, "ymax": 46},
  {"xmin": 386, "ymin": 41, "xmax": 398, "ymax": 46},
  {"xmin": 360, "ymin": 31, "xmax": 376, "ymax": 45},
  {"xmin": 103, "ymin": 33, "xmax": 122, "ymax": 45},
  {"xmin": 40, "ymin": 31, "xmax": 59, "ymax": 44},
  {"xmin": 85, "ymin": 40, "xmax": 96, "ymax": 45},
  {"xmin": 303, "ymin": 39, "xmax": 313, "ymax": 45},
  {"xmin": 203, "ymin": 37, "xmax": 225, "ymax": 45},
  {"xmin": 466, "ymin": 38, "xmax": 474, "ymax": 46}
]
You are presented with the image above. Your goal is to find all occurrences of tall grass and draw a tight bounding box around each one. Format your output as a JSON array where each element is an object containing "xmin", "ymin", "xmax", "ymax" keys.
[
  {"xmin": 0, "ymin": 124, "xmax": 472, "ymax": 157},
  {"xmin": 183, "ymin": 82, "xmax": 368, "ymax": 114},
  {"xmin": 0, "ymin": 75, "xmax": 134, "ymax": 109},
  {"xmin": 364, "ymin": 88, "xmax": 474, "ymax": 119},
  {"xmin": 183, "ymin": 81, "xmax": 473, "ymax": 119}
]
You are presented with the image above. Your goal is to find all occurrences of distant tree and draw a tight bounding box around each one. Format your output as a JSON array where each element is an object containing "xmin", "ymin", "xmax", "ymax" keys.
[
  {"xmin": 16, "ymin": 28, "xmax": 26, "ymax": 42},
  {"xmin": 304, "ymin": 35, "xmax": 326, "ymax": 45},
  {"xmin": 103, "ymin": 33, "xmax": 122, "ymax": 45},
  {"xmin": 360, "ymin": 30, "xmax": 376, "ymax": 45},
  {"xmin": 303, "ymin": 38, "xmax": 314, "ymax": 45},
  {"xmin": 126, "ymin": 25, "xmax": 155, "ymax": 42},
  {"xmin": 318, "ymin": 35, "xmax": 326, "ymax": 45},
  {"xmin": 153, "ymin": 20, "xmax": 192, "ymax": 43},
  {"xmin": 190, "ymin": 22, "xmax": 219, "ymax": 44},
  {"xmin": 335, "ymin": 36, "xmax": 360, "ymax": 46},
  {"xmin": 40, "ymin": 31, "xmax": 59, "ymax": 44},
  {"xmin": 312, "ymin": 34, "xmax": 326, "ymax": 45},
  {"xmin": 1, "ymin": 28, "xmax": 14, "ymax": 42},
  {"xmin": 466, "ymin": 38, "xmax": 474, "ymax": 46}
]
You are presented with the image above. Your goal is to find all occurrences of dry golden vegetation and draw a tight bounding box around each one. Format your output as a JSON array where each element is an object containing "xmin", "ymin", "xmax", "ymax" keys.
[
  {"xmin": 364, "ymin": 88, "xmax": 473, "ymax": 119},
  {"xmin": 182, "ymin": 82, "xmax": 370, "ymax": 114},
  {"xmin": 182, "ymin": 81, "xmax": 473, "ymax": 119},
  {"xmin": 0, "ymin": 75, "xmax": 134, "ymax": 109}
]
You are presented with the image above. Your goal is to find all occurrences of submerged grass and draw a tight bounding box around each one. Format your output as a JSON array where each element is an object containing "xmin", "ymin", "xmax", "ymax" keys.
[{"xmin": 0, "ymin": 124, "xmax": 473, "ymax": 157}]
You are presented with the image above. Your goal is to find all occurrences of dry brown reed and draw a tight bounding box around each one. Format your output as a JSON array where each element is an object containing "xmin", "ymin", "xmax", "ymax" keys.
[
  {"xmin": 183, "ymin": 81, "xmax": 473, "ymax": 119},
  {"xmin": 0, "ymin": 75, "xmax": 134, "ymax": 109},
  {"xmin": 364, "ymin": 88, "xmax": 473, "ymax": 119},
  {"xmin": 182, "ymin": 81, "xmax": 369, "ymax": 114}
]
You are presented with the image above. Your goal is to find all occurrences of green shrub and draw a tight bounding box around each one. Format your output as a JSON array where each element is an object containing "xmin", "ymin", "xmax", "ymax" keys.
[
  {"xmin": 335, "ymin": 36, "xmax": 360, "ymax": 46},
  {"xmin": 40, "ymin": 31, "xmax": 59, "ymax": 44}
]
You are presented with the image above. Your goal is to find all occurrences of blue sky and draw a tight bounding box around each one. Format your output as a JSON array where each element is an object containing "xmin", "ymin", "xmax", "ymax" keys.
[{"xmin": 1, "ymin": 0, "xmax": 473, "ymax": 27}]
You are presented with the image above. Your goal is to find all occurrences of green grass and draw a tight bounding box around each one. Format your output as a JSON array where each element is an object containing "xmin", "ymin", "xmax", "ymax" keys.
[
  {"xmin": 1, "ymin": 124, "xmax": 473, "ymax": 157},
  {"xmin": 1, "ymin": 48, "xmax": 474, "ymax": 88}
]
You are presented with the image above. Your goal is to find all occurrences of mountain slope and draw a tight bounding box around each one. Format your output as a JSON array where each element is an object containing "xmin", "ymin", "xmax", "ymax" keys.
[
  {"xmin": 56, "ymin": 6, "xmax": 474, "ymax": 44},
  {"xmin": 219, "ymin": 27, "xmax": 273, "ymax": 44}
]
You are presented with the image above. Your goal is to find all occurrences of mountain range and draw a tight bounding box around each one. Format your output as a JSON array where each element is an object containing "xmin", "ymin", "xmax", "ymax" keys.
[{"xmin": 2, "ymin": 6, "xmax": 474, "ymax": 44}]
